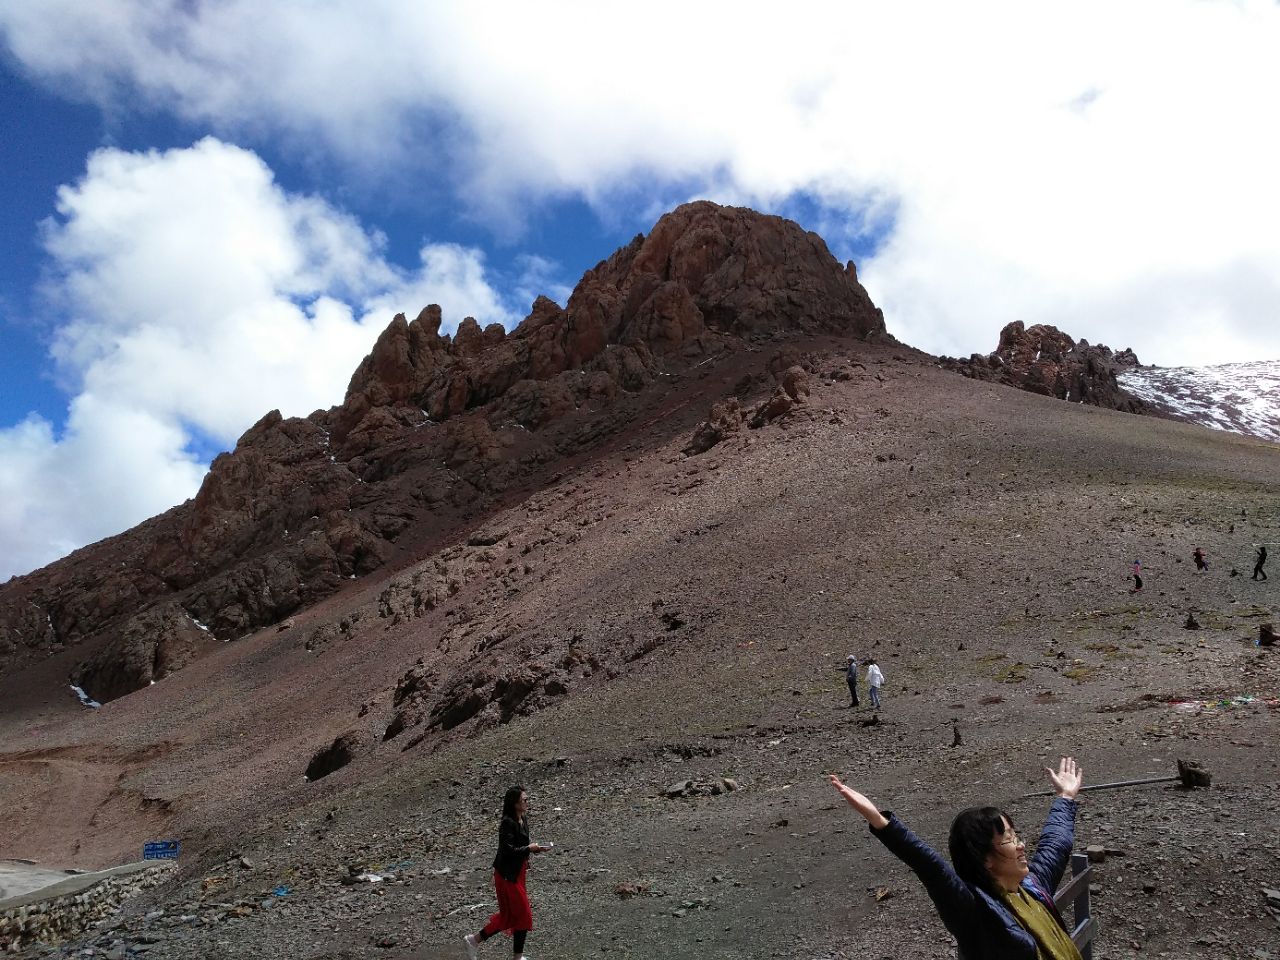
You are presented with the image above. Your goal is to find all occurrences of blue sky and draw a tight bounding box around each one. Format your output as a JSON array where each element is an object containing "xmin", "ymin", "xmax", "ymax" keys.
[
  {"xmin": 2, "ymin": 1, "xmax": 1279, "ymax": 580},
  {"xmin": 1, "ymin": 72, "xmax": 99, "ymax": 427},
  {"xmin": 0, "ymin": 59, "xmax": 632, "ymax": 432}
]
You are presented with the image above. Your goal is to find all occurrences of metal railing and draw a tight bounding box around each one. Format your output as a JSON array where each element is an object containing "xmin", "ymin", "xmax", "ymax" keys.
[{"xmin": 1053, "ymin": 853, "xmax": 1098, "ymax": 959}]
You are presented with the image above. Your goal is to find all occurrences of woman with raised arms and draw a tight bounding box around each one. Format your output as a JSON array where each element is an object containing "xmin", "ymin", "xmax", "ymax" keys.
[{"xmin": 829, "ymin": 757, "xmax": 1085, "ymax": 960}]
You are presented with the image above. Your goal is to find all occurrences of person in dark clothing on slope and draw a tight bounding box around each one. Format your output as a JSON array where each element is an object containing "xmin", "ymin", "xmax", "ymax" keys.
[
  {"xmin": 829, "ymin": 757, "xmax": 1085, "ymax": 960},
  {"xmin": 1253, "ymin": 545, "xmax": 1268, "ymax": 581},
  {"xmin": 1193, "ymin": 547, "xmax": 1208, "ymax": 572},
  {"xmin": 465, "ymin": 786, "xmax": 550, "ymax": 960},
  {"xmin": 840, "ymin": 655, "xmax": 860, "ymax": 707},
  {"xmin": 1132, "ymin": 559, "xmax": 1143, "ymax": 592}
]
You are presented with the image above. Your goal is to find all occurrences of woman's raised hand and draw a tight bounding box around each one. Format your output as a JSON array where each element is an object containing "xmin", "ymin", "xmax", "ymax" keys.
[
  {"xmin": 1045, "ymin": 756, "xmax": 1083, "ymax": 799},
  {"xmin": 828, "ymin": 774, "xmax": 889, "ymax": 829}
]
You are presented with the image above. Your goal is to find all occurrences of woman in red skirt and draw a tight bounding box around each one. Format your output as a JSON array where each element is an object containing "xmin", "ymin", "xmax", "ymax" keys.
[{"xmin": 465, "ymin": 785, "xmax": 549, "ymax": 960}]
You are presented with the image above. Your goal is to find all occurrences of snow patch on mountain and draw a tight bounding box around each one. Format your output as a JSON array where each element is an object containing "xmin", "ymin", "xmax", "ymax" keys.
[{"xmin": 1119, "ymin": 360, "xmax": 1280, "ymax": 443}]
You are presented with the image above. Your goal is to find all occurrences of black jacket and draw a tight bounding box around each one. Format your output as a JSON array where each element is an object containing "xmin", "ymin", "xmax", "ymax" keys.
[{"xmin": 493, "ymin": 815, "xmax": 531, "ymax": 882}]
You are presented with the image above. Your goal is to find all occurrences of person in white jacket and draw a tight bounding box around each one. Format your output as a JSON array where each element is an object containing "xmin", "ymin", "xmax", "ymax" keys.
[{"xmin": 866, "ymin": 659, "xmax": 884, "ymax": 710}]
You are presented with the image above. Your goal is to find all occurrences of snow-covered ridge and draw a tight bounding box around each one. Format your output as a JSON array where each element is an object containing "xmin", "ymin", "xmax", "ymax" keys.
[{"xmin": 1119, "ymin": 359, "xmax": 1280, "ymax": 443}]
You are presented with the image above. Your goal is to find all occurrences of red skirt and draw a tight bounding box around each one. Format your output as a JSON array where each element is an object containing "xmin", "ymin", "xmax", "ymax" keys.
[{"xmin": 483, "ymin": 862, "xmax": 533, "ymax": 934}]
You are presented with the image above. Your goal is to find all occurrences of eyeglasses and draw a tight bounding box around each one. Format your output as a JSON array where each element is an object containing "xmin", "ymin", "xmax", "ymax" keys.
[{"xmin": 996, "ymin": 831, "xmax": 1025, "ymax": 850}]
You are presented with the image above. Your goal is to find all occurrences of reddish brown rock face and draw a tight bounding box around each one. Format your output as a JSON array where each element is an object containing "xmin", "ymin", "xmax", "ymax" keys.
[
  {"xmin": 333, "ymin": 200, "xmax": 885, "ymax": 447},
  {"xmin": 69, "ymin": 603, "xmax": 222, "ymax": 704},
  {"xmin": 0, "ymin": 201, "xmax": 886, "ymax": 703},
  {"xmin": 941, "ymin": 320, "xmax": 1146, "ymax": 413}
]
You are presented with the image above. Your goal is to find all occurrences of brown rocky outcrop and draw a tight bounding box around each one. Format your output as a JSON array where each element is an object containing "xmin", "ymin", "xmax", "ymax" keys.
[
  {"xmin": 684, "ymin": 398, "xmax": 746, "ymax": 456},
  {"xmin": 749, "ymin": 388, "xmax": 796, "ymax": 429},
  {"xmin": 941, "ymin": 321, "xmax": 1146, "ymax": 413},
  {"xmin": 686, "ymin": 360, "xmax": 815, "ymax": 452},
  {"xmin": 780, "ymin": 365, "xmax": 811, "ymax": 401},
  {"xmin": 0, "ymin": 409, "xmax": 390, "ymax": 702},
  {"xmin": 382, "ymin": 662, "xmax": 436, "ymax": 741},
  {"xmin": 332, "ymin": 200, "xmax": 885, "ymax": 449},
  {"xmin": 69, "ymin": 603, "xmax": 222, "ymax": 704},
  {"xmin": 0, "ymin": 201, "xmax": 887, "ymax": 699}
]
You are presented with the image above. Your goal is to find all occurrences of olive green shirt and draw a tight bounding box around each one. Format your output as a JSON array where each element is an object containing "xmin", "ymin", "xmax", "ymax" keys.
[{"xmin": 1000, "ymin": 886, "xmax": 1083, "ymax": 960}]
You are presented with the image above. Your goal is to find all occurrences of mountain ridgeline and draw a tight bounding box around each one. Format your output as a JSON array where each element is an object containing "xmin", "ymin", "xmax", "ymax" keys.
[{"xmin": 0, "ymin": 201, "xmax": 890, "ymax": 701}]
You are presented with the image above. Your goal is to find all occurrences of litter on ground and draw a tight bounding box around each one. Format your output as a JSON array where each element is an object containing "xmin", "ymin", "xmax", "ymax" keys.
[{"xmin": 1169, "ymin": 694, "xmax": 1279, "ymax": 713}]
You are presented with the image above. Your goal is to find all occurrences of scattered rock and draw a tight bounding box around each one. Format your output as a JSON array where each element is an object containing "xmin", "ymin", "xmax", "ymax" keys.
[
  {"xmin": 748, "ymin": 387, "xmax": 795, "ymax": 429},
  {"xmin": 780, "ymin": 365, "xmax": 810, "ymax": 401},
  {"xmin": 685, "ymin": 398, "xmax": 745, "ymax": 455},
  {"xmin": 1177, "ymin": 758, "xmax": 1212, "ymax": 789},
  {"xmin": 665, "ymin": 780, "xmax": 693, "ymax": 798}
]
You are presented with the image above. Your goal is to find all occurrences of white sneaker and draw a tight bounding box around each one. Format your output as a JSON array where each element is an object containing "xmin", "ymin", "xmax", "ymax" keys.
[{"xmin": 464, "ymin": 934, "xmax": 479, "ymax": 960}]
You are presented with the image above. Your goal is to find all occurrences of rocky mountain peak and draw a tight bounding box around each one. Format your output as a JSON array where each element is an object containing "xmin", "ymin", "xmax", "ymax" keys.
[
  {"xmin": 333, "ymin": 201, "xmax": 886, "ymax": 448},
  {"xmin": 0, "ymin": 201, "xmax": 886, "ymax": 703}
]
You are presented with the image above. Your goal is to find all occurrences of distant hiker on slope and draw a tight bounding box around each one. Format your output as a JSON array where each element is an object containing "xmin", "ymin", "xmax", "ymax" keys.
[
  {"xmin": 465, "ymin": 786, "xmax": 551, "ymax": 960},
  {"xmin": 1253, "ymin": 545, "xmax": 1268, "ymax": 581},
  {"xmin": 839, "ymin": 655, "xmax": 860, "ymax": 708},
  {"xmin": 1131, "ymin": 559, "xmax": 1143, "ymax": 593},
  {"xmin": 1193, "ymin": 547, "xmax": 1208, "ymax": 572},
  {"xmin": 829, "ymin": 757, "xmax": 1086, "ymax": 960},
  {"xmin": 865, "ymin": 659, "xmax": 884, "ymax": 710}
]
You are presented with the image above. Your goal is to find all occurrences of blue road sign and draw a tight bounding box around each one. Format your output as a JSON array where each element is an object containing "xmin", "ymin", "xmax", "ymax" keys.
[{"xmin": 143, "ymin": 840, "xmax": 181, "ymax": 860}]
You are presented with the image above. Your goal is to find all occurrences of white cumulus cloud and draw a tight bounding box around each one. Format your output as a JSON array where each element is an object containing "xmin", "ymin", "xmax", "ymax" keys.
[
  {"xmin": 3, "ymin": 1, "xmax": 1278, "ymax": 367},
  {"xmin": 0, "ymin": 138, "xmax": 516, "ymax": 580}
]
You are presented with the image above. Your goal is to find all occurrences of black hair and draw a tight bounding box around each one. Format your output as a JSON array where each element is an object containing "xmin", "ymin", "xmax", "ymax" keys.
[
  {"xmin": 502, "ymin": 785, "xmax": 526, "ymax": 820},
  {"xmin": 948, "ymin": 806, "xmax": 1014, "ymax": 896}
]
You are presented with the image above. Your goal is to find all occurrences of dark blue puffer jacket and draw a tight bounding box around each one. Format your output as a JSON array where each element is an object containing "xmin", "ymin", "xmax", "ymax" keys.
[{"xmin": 870, "ymin": 797, "xmax": 1078, "ymax": 960}]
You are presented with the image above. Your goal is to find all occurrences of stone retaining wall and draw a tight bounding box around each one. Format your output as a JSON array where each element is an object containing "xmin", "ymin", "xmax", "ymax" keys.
[{"xmin": 0, "ymin": 862, "xmax": 173, "ymax": 953}]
